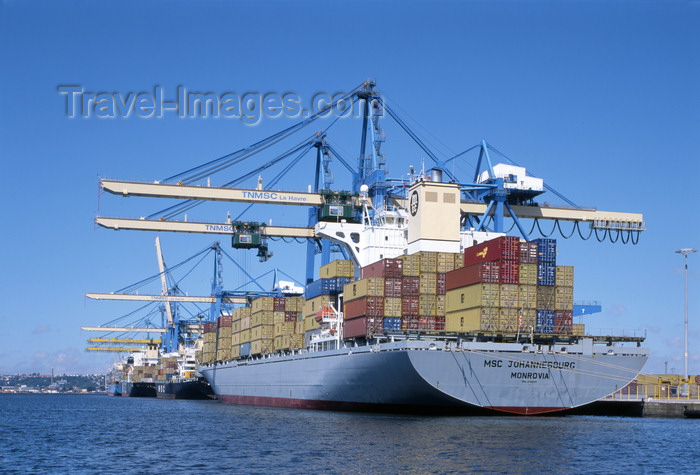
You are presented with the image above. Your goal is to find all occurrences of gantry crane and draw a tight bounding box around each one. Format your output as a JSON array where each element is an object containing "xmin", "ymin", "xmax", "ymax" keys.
[
  {"xmin": 94, "ymin": 80, "xmax": 645, "ymax": 288},
  {"xmin": 83, "ymin": 238, "xmax": 294, "ymax": 353}
]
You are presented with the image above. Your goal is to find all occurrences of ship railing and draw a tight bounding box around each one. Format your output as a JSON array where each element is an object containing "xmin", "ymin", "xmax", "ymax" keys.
[{"xmin": 584, "ymin": 327, "xmax": 647, "ymax": 339}]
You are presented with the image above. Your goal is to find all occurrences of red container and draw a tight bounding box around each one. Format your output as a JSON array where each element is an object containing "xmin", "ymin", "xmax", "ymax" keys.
[
  {"xmin": 402, "ymin": 276, "xmax": 420, "ymax": 296},
  {"xmin": 554, "ymin": 310, "xmax": 572, "ymax": 334},
  {"xmin": 464, "ymin": 236, "xmax": 520, "ymax": 266},
  {"xmin": 519, "ymin": 241, "xmax": 538, "ymax": 264},
  {"xmin": 284, "ymin": 311, "xmax": 299, "ymax": 322},
  {"xmin": 273, "ymin": 297, "xmax": 286, "ymax": 312},
  {"xmin": 204, "ymin": 321, "xmax": 216, "ymax": 333},
  {"xmin": 344, "ymin": 316, "xmax": 384, "ymax": 338},
  {"xmin": 445, "ymin": 262, "xmax": 500, "ymax": 290},
  {"xmin": 343, "ymin": 296, "xmax": 384, "ymax": 319},
  {"xmin": 402, "ymin": 316, "xmax": 419, "ymax": 330},
  {"xmin": 436, "ymin": 273, "xmax": 446, "ymax": 295},
  {"xmin": 401, "ymin": 296, "xmax": 419, "ymax": 316},
  {"xmin": 218, "ymin": 315, "xmax": 233, "ymax": 327},
  {"xmin": 420, "ymin": 316, "xmax": 445, "ymax": 331},
  {"xmin": 499, "ymin": 260, "xmax": 520, "ymax": 284},
  {"xmin": 361, "ymin": 258, "xmax": 403, "ymax": 279},
  {"xmin": 384, "ymin": 277, "xmax": 403, "ymax": 297}
]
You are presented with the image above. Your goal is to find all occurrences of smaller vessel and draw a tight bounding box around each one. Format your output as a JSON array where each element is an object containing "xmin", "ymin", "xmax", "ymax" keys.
[
  {"xmin": 105, "ymin": 362, "xmax": 123, "ymax": 396},
  {"xmin": 155, "ymin": 347, "xmax": 215, "ymax": 400},
  {"xmin": 120, "ymin": 343, "xmax": 159, "ymax": 398}
]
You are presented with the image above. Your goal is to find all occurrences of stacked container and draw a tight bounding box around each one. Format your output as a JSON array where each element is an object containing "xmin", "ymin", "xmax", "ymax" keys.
[
  {"xmin": 201, "ymin": 321, "xmax": 218, "ymax": 364},
  {"xmin": 216, "ymin": 314, "xmax": 233, "ymax": 361},
  {"xmin": 444, "ymin": 236, "xmax": 575, "ymax": 335},
  {"xmin": 446, "ymin": 236, "xmax": 522, "ymax": 333}
]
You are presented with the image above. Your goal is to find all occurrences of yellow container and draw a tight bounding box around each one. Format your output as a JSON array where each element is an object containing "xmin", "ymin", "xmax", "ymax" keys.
[
  {"xmin": 445, "ymin": 306, "xmax": 500, "ymax": 332},
  {"xmin": 273, "ymin": 311, "xmax": 286, "ymax": 324},
  {"xmin": 252, "ymin": 311, "xmax": 275, "ymax": 327},
  {"xmin": 252, "ymin": 297, "xmax": 275, "ymax": 313},
  {"xmin": 304, "ymin": 315, "xmax": 320, "ymax": 332},
  {"xmin": 419, "ymin": 294, "xmax": 437, "ymax": 316},
  {"xmin": 556, "ymin": 266, "xmax": 574, "ymax": 287},
  {"xmin": 240, "ymin": 315, "xmax": 251, "ymax": 330},
  {"xmin": 343, "ymin": 277, "xmax": 385, "ymax": 301},
  {"xmin": 518, "ymin": 284, "xmax": 537, "ymax": 309},
  {"xmin": 417, "ymin": 251, "xmax": 439, "ymax": 273},
  {"xmin": 537, "ymin": 286, "xmax": 556, "ymax": 310},
  {"xmin": 436, "ymin": 295, "xmax": 445, "ymax": 317},
  {"xmin": 555, "ymin": 285, "xmax": 573, "ymax": 310},
  {"xmin": 217, "ymin": 326, "xmax": 233, "ymax": 339},
  {"xmin": 274, "ymin": 335, "xmax": 289, "ymax": 351},
  {"xmin": 285, "ymin": 296, "xmax": 305, "ymax": 312},
  {"xmin": 445, "ymin": 284, "xmax": 500, "ymax": 312},
  {"xmin": 320, "ymin": 259, "xmax": 354, "ymax": 278},
  {"xmin": 274, "ymin": 322, "xmax": 297, "ymax": 338},
  {"xmin": 572, "ymin": 323, "xmax": 585, "ymax": 336},
  {"xmin": 519, "ymin": 263, "xmax": 538, "ymax": 285},
  {"xmin": 251, "ymin": 338, "xmax": 274, "ymax": 355},
  {"xmin": 400, "ymin": 254, "xmax": 421, "ymax": 276},
  {"xmin": 499, "ymin": 307, "xmax": 521, "ymax": 333},
  {"xmin": 499, "ymin": 284, "xmax": 519, "ymax": 308},
  {"xmin": 303, "ymin": 295, "xmax": 333, "ymax": 318},
  {"xmin": 437, "ymin": 252, "xmax": 457, "ymax": 273},
  {"xmin": 231, "ymin": 345, "xmax": 240, "ymax": 359},
  {"xmin": 419, "ymin": 273, "xmax": 437, "ymax": 294},
  {"xmin": 231, "ymin": 332, "xmax": 240, "ymax": 346},
  {"xmin": 384, "ymin": 297, "xmax": 402, "ymax": 317},
  {"xmin": 251, "ymin": 324, "xmax": 274, "ymax": 340},
  {"xmin": 290, "ymin": 334, "xmax": 304, "ymax": 349},
  {"xmin": 239, "ymin": 329, "xmax": 251, "ymax": 343}
]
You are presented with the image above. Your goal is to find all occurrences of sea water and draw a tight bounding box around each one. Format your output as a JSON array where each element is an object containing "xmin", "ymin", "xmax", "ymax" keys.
[{"xmin": 0, "ymin": 394, "xmax": 697, "ymax": 474}]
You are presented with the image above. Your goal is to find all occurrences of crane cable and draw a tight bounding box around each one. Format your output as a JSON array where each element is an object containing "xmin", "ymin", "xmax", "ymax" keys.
[{"xmin": 162, "ymin": 83, "xmax": 366, "ymax": 185}]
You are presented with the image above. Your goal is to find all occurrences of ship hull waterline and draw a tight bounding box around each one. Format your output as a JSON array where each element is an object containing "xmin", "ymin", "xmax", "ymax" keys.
[
  {"xmin": 201, "ymin": 340, "xmax": 648, "ymax": 416},
  {"xmin": 155, "ymin": 379, "xmax": 216, "ymax": 400}
]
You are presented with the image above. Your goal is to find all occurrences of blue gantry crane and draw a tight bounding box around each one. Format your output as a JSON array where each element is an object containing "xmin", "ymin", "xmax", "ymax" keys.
[{"xmin": 93, "ymin": 80, "xmax": 645, "ymax": 309}]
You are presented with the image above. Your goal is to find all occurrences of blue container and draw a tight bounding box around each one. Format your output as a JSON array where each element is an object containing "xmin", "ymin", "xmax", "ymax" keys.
[
  {"xmin": 534, "ymin": 238, "xmax": 557, "ymax": 263},
  {"xmin": 537, "ymin": 262, "xmax": 556, "ymax": 286},
  {"xmin": 240, "ymin": 342, "xmax": 251, "ymax": 357},
  {"xmin": 536, "ymin": 309, "xmax": 554, "ymax": 333},
  {"xmin": 306, "ymin": 277, "xmax": 353, "ymax": 299},
  {"xmin": 383, "ymin": 317, "xmax": 402, "ymax": 332},
  {"xmin": 331, "ymin": 277, "xmax": 352, "ymax": 293},
  {"xmin": 305, "ymin": 279, "xmax": 330, "ymax": 299}
]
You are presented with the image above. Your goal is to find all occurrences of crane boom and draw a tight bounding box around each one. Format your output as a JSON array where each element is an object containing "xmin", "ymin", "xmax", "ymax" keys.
[
  {"xmin": 81, "ymin": 326, "xmax": 167, "ymax": 333},
  {"xmin": 86, "ymin": 347, "xmax": 146, "ymax": 352},
  {"xmin": 95, "ymin": 217, "xmax": 316, "ymax": 238},
  {"xmin": 155, "ymin": 236, "xmax": 174, "ymax": 326},
  {"xmin": 459, "ymin": 202, "xmax": 644, "ymax": 230},
  {"xmin": 100, "ymin": 179, "xmax": 328, "ymax": 206},
  {"xmin": 88, "ymin": 338, "xmax": 161, "ymax": 344},
  {"xmin": 85, "ymin": 292, "xmax": 248, "ymax": 304}
]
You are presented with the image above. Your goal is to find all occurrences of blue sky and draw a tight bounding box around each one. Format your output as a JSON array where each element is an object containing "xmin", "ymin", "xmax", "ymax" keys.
[{"xmin": 0, "ymin": 0, "xmax": 697, "ymax": 375}]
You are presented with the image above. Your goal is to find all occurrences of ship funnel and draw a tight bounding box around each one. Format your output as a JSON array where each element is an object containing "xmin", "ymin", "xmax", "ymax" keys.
[{"xmin": 429, "ymin": 168, "xmax": 443, "ymax": 182}]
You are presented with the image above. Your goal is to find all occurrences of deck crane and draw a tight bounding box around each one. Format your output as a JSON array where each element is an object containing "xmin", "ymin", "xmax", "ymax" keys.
[{"xmin": 94, "ymin": 80, "xmax": 645, "ymax": 285}]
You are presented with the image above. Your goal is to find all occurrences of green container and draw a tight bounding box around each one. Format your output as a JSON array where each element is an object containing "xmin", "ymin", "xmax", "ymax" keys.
[
  {"xmin": 319, "ymin": 204, "xmax": 353, "ymax": 220},
  {"xmin": 232, "ymin": 233, "xmax": 261, "ymax": 249}
]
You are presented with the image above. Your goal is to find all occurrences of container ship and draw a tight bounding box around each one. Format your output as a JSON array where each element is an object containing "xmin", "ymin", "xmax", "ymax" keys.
[
  {"xmin": 199, "ymin": 180, "xmax": 649, "ymax": 415},
  {"xmin": 155, "ymin": 347, "xmax": 215, "ymax": 400},
  {"xmin": 115, "ymin": 343, "xmax": 214, "ymax": 399}
]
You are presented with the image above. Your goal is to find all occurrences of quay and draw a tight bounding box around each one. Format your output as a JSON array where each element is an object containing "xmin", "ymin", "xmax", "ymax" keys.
[{"xmin": 566, "ymin": 374, "xmax": 700, "ymax": 418}]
